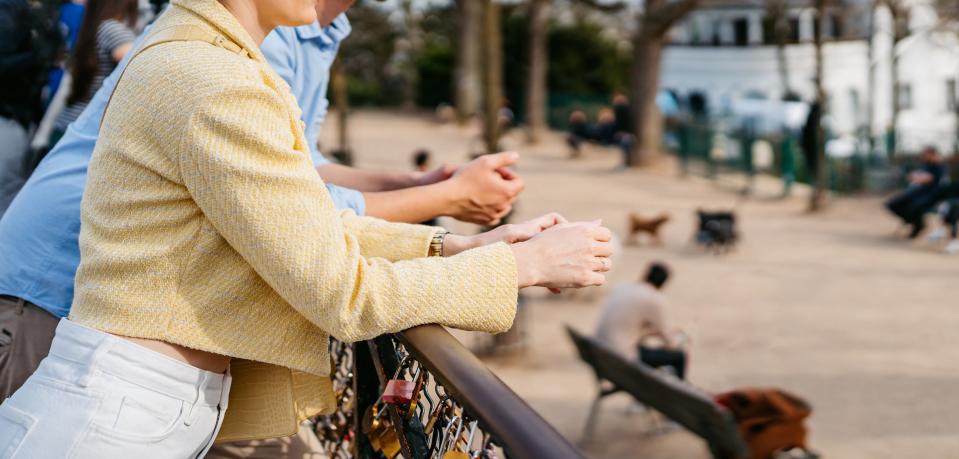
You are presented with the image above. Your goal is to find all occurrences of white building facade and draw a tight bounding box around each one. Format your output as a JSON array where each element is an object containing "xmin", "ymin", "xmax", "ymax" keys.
[{"xmin": 661, "ymin": 0, "xmax": 959, "ymax": 154}]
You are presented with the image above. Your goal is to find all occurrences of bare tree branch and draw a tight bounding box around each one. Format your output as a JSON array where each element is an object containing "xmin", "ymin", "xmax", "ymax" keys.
[{"xmin": 644, "ymin": 0, "xmax": 702, "ymax": 36}]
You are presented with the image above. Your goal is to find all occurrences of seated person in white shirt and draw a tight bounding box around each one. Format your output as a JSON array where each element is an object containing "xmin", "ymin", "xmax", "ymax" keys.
[{"xmin": 594, "ymin": 262, "xmax": 687, "ymax": 379}]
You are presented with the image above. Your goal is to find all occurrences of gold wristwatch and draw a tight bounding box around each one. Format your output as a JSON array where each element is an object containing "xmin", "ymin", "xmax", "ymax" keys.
[{"xmin": 429, "ymin": 230, "xmax": 449, "ymax": 257}]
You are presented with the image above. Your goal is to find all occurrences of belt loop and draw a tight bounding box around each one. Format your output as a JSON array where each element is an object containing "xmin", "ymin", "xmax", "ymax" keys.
[
  {"xmin": 78, "ymin": 337, "xmax": 115, "ymax": 388},
  {"xmin": 14, "ymin": 298, "xmax": 25, "ymax": 315},
  {"xmin": 220, "ymin": 366, "xmax": 232, "ymax": 410},
  {"xmin": 184, "ymin": 372, "xmax": 207, "ymax": 426}
]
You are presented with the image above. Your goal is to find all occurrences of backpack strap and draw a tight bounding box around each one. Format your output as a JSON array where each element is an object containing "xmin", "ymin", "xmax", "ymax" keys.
[{"xmin": 99, "ymin": 25, "xmax": 249, "ymax": 129}]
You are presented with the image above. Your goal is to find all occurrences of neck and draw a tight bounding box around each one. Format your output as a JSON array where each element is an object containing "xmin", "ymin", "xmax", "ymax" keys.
[{"xmin": 219, "ymin": 0, "xmax": 271, "ymax": 44}]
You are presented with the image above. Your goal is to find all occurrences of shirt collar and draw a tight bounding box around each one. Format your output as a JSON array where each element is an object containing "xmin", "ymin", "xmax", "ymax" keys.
[{"xmin": 294, "ymin": 13, "xmax": 351, "ymax": 49}]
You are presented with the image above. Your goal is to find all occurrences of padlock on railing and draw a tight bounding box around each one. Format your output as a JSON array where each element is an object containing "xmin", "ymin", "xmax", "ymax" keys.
[
  {"xmin": 363, "ymin": 405, "xmax": 402, "ymax": 458},
  {"xmin": 383, "ymin": 378, "xmax": 416, "ymax": 405}
]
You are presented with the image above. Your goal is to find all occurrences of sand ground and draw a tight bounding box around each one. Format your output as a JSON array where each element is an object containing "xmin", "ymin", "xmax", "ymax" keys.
[{"xmin": 322, "ymin": 110, "xmax": 959, "ymax": 459}]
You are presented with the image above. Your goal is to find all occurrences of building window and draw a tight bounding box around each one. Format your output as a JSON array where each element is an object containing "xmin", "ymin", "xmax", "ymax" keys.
[
  {"xmin": 830, "ymin": 14, "xmax": 843, "ymax": 39},
  {"xmin": 788, "ymin": 18, "xmax": 800, "ymax": 42},
  {"xmin": 733, "ymin": 17, "xmax": 749, "ymax": 46},
  {"xmin": 762, "ymin": 16, "xmax": 775, "ymax": 44},
  {"xmin": 897, "ymin": 83, "xmax": 912, "ymax": 110},
  {"xmin": 947, "ymin": 79, "xmax": 957, "ymax": 112}
]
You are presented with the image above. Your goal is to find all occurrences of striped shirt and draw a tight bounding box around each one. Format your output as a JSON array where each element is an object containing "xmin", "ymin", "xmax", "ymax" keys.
[{"xmin": 55, "ymin": 19, "xmax": 135, "ymax": 131}]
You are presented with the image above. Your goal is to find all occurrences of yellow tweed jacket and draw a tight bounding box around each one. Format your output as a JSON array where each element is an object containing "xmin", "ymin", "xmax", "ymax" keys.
[{"xmin": 69, "ymin": 0, "xmax": 517, "ymax": 441}]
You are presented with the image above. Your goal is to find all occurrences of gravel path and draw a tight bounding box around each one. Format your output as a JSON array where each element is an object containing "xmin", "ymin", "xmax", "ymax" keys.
[{"xmin": 323, "ymin": 110, "xmax": 959, "ymax": 458}]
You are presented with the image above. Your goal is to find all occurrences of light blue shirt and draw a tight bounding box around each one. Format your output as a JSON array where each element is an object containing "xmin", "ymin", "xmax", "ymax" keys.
[
  {"xmin": 261, "ymin": 15, "xmax": 351, "ymax": 164},
  {"xmin": 0, "ymin": 17, "xmax": 360, "ymax": 318}
]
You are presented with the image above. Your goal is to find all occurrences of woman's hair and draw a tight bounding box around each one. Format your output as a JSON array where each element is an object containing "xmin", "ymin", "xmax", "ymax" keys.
[{"xmin": 68, "ymin": 0, "xmax": 139, "ymax": 105}]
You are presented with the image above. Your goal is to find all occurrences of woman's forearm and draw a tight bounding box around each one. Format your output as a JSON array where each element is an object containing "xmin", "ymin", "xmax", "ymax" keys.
[{"xmin": 317, "ymin": 163, "xmax": 418, "ymax": 192}]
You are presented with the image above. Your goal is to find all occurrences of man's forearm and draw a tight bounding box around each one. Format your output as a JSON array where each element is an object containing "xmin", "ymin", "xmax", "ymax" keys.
[
  {"xmin": 362, "ymin": 183, "xmax": 454, "ymax": 223},
  {"xmin": 318, "ymin": 163, "xmax": 418, "ymax": 192}
]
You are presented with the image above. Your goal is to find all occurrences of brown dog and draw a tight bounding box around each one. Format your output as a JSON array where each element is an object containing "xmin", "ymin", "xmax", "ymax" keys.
[{"xmin": 628, "ymin": 212, "xmax": 671, "ymax": 245}]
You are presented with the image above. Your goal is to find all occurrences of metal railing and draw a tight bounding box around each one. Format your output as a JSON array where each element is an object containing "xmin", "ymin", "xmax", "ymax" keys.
[{"xmin": 312, "ymin": 325, "xmax": 585, "ymax": 459}]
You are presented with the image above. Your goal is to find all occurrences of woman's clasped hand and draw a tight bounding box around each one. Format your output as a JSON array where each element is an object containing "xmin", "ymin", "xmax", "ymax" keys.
[{"xmin": 442, "ymin": 213, "xmax": 614, "ymax": 291}]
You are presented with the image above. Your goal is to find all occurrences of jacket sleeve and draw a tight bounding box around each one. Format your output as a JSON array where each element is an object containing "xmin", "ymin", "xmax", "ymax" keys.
[
  {"xmin": 178, "ymin": 80, "xmax": 517, "ymax": 342},
  {"xmin": 337, "ymin": 210, "xmax": 443, "ymax": 261}
]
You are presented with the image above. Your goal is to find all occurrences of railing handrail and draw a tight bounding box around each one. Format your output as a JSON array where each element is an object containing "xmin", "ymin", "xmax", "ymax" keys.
[{"xmin": 397, "ymin": 324, "xmax": 586, "ymax": 459}]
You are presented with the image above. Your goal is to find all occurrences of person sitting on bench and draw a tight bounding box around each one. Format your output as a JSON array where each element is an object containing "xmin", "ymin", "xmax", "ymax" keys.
[
  {"xmin": 594, "ymin": 262, "xmax": 688, "ymax": 379},
  {"xmin": 886, "ymin": 146, "xmax": 948, "ymax": 238}
]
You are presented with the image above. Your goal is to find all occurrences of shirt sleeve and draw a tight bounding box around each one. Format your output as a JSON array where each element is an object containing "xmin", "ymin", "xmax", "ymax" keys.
[
  {"xmin": 325, "ymin": 183, "xmax": 365, "ymax": 215},
  {"xmin": 97, "ymin": 20, "xmax": 135, "ymax": 55},
  {"xmin": 178, "ymin": 80, "xmax": 517, "ymax": 342}
]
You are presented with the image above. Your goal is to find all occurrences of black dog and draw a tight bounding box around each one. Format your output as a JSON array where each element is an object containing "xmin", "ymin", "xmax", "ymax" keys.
[{"xmin": 696, "ymin": 209, "xmax": 738, "ymax": 253}]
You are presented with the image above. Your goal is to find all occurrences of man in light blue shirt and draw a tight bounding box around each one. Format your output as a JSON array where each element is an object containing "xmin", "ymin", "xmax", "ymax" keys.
[
  {"xmin": 0, "ymin": 6, "xmax": 523, "ymax": 400},
  {"xmin": 263, "ymin": 9, "xmax": 523, "ymax": 224}
]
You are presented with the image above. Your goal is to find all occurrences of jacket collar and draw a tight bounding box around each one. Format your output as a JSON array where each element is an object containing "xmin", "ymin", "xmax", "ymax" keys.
[{"xmin": 170, "ymin": 0, "xmax": 266, "ymax": 63}]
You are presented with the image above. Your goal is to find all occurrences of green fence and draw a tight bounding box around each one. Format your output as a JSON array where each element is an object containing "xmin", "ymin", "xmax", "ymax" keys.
[{"xmin": 672, "ymin": 119, "xmax": 899, "ymax": 197}]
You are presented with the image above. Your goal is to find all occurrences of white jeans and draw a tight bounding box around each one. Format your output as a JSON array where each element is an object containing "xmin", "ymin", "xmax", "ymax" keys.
[{"xmin": 0, "ymin": 319, "xmax": 231, "ymax": 458}]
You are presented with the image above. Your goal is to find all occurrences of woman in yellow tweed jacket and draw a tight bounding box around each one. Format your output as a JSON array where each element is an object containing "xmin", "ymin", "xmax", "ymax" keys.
[{"xmin": 0, "ymin": 0, "xmax": 613, "ymax": 456}]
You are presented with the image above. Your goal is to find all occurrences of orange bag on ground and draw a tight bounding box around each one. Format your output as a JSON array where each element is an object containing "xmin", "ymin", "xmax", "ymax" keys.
[{"xmin": 715, "ymin": 388, "xmax": 812, "ymax": 459}]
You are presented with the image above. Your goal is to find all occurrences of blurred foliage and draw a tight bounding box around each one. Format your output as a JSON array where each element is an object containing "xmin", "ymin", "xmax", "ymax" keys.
[
  {"xmin": 415, "ymin": 5, "xmax": 457, "ymax": 108},
  {"xmin": 339, "ymin": 2, "xmax": 402, "ymax": 106},
  {"xmin": 338, "ymin": 1, "xmax": 629, "ymax": 111},
  {"xmin": 504, "ymin": 5, "xmax": 629, "ymax": 123}
]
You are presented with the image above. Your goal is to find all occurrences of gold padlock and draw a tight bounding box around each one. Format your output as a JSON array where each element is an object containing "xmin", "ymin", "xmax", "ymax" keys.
[
  {"xmin": 362, "ymin": 406, "xmax": 382, "ymax": 451},
  {"xmin": 364, "ymin": 404, "xmax": 402, "ymax": 458},
  {"xmin": 375, "ymin": 418, "xmax": 401, "ymax": 458}
]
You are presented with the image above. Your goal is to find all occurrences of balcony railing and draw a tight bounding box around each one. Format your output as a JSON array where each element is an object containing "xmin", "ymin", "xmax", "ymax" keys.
[{"xmin": 312, "ymin": 324, "xmax": 586, "ymax": 459}]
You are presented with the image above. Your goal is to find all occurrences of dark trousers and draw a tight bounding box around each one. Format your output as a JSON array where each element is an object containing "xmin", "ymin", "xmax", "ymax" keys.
[
  {"xmin": 0, "ymin": 295, "xmax": 59, "ymax": 399},
  {"xmin": 639, "ymin": 346, "xmax": 687, "ymax": 380},
  {"xmin": 887, "ymin": 183, "xmax": 956, "ymax": 225},
  {"xmin": 886, "ymin": 186, "xmax": 930, "ymax": 222}
]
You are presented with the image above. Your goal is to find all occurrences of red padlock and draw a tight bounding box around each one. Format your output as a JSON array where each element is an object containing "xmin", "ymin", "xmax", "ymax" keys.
[{"xmin": 382, "ymin": 379, "xmax": 416, "ymax": 405}]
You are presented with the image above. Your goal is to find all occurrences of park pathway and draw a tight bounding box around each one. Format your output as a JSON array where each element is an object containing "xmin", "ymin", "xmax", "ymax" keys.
[{"xmin": 323, "ymin": 110, "xmax": 959, "ymax": 459}]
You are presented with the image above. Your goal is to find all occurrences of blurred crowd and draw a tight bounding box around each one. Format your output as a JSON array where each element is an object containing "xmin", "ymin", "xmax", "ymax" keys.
[{"xmin": 1, "ymin": 0, "xmax": 149, "ymax": 214}]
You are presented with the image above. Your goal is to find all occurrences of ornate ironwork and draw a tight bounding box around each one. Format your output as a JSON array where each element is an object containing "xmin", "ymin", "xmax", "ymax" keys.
[{"xmin": 310, "ymin": 325, "xmax": 584, "ymax": 459}]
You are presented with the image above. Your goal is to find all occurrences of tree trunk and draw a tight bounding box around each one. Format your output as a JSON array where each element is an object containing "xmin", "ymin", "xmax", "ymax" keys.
[
  {"xmin": 524, "ymin": 0, "xmax": 550, "ymax": 144},
  {"xmin": 866, "ymin": 2, "xmax": 876, "ymax": 153},
  {"xmin": 809, "ymin": 0, "xmax": 827, "ymax": 212},
  {"xmin": 890, "ymin": 35, "xmax": 901, "ymax": 158},
  {"xmin": 776, "ymin": 43, "xmax": 790, "ymax": 98},
  {"xmin": 482, "ymin": 0, "xmax": 503, "ymax": 154},
  {"xmin": 332, "ymin": 57, "xmax": 349, "ymax": 153},
  {"xmin": 630, "ymin": 31, "xmax": 665, "ymax": 167},
  {"xmin": 769, "ymin": 0, "xmax": 792, "ymax": 98},
  {"xmin": 455, "ymin": 0, "xmax": 482, "ymax": 123},
  {"xmin": 775, "ymin": 23, "xmax": 791, "ymax": 97},
  {"xmin": 886, "ymin": 1, "xmax": 910, "ymax": 159},
  {"xmin": 401, "ymin": 0, "xmax": 419, "ymax": 110}
]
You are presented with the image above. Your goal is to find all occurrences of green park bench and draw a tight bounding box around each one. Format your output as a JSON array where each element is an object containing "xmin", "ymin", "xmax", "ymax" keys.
[{"xmin": 566, "ymin": 326, "xmax": 750, "ymax": 459}]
